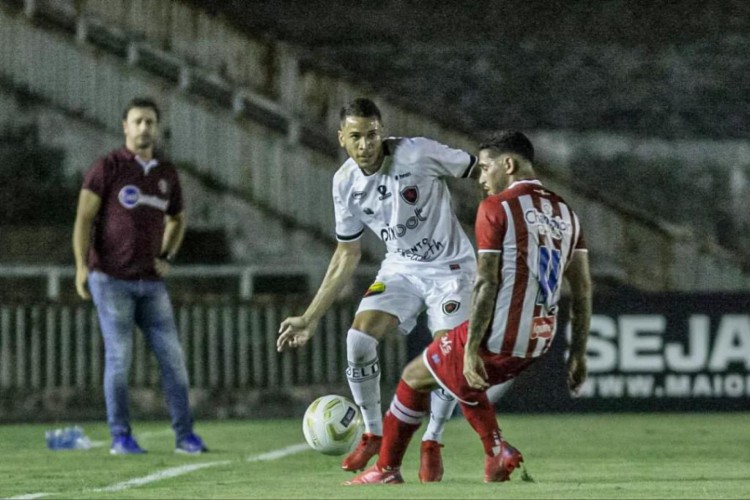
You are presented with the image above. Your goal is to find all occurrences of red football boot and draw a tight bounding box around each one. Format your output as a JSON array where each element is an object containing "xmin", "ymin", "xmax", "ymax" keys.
[
  {"xmin": 341, "ymin": 433, "xmax": 382, "ymax": 472},
  {"xmin": 484, "ymin": 440, "xmax": 524, "ymax": 482},
  {"xmin": 343, "ymin": 464, "xmax": 404, "ymax": 485},
  {"xmin": 418, "ymin": 440, "xmax": 444, "ymax": 482}
]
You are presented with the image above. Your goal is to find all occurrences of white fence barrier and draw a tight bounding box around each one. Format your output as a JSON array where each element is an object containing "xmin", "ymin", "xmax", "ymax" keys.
[{"xmin": 0, "ymin": 301, "xmax": 407, "ymax": 391}]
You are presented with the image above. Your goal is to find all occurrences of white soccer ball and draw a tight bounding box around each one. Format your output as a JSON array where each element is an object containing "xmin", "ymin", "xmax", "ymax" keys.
[{"xmin": 302, "ymin": 394, "xmax": 364, "ymax": 456}]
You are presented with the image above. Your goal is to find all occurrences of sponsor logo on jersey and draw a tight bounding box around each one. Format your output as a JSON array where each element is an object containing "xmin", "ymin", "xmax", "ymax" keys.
[
  {"xmin": 377, "ymin": 185, "xmax": 392, "ymax": 200},
  {"xmin": 530, "ymin": 316, "xmax": 555, "ymax": 340},
  {"xmin": 352, "ymin": 191, "xmax": 367, "ymax": 200},
  {"xmin": 118, "ymin": 185, "xmax": 168, "ymax": 211},
  {"xmin": 400, "ymin": 186, "xmax": 419, "ymax": 205},
  {"xmin": 395, "ymin": 238, "xmax": 445, "ymax": 261},
  {"xmin": 524, "ymin": 203, "xmax": 570, "ymax": 240},
  {"xmin": 380, "ymin": 207, "xmax": 427, "ymax": 242},
  {"xmin": 363, "ymin": 208, "xmax": 374, "ymax": 215},
  {"xmin": 395, "ymin": 172, "xmax": 412, "ymax": 180},
  {"xmin": 439, "ymin": 335, "xmax": 453, "ymax": 355},
  {"xmin": 158, "ymin": 179, "xmax": 168, "ymax": 194},
  {"xmin": 364, "ymin": 281, "xmax": 386, "ymax": 297},
  {"xmin": 442, "ymin": 300, "xmax": 461, "ymax": 315}
]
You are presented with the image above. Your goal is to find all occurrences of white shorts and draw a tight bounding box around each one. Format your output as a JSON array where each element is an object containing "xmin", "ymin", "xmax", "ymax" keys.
[{"xmin": 356, "ymin": 270, "xmax": 473, "ymax": 335}]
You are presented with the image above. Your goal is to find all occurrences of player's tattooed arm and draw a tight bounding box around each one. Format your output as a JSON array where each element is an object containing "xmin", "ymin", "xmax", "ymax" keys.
[
  {"xmin": 463, "ymin": 252, "xmax": 500, "ymax": 390},
  {"xmin": 564, "ymin": 250, "xmax": 592, "ymax": 395}
]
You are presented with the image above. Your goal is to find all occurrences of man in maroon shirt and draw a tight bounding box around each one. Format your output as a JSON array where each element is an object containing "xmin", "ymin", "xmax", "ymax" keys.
[{"xmin": 72, "ymin": 97, "xmax": 207, "ymax": 455}]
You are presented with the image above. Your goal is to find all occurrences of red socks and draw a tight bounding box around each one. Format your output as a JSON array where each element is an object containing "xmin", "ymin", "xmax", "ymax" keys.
[
  {"xmin": 376, "ymin": 379, "xmax": 430, "ymax": 469},
  {"xmin": 460, "ymin": 393, "xmax": 503, "ymax": 456}
]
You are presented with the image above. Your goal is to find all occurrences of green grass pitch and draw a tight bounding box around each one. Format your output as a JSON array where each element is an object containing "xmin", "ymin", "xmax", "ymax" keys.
[{"xmin": 1, "ymin": 413, "xmax": 748, "ymax": 499}]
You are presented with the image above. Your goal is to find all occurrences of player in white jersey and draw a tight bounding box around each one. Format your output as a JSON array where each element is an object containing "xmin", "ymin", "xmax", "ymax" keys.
[
  {"xmin": 277, "ymin": 98, "xmax": 481, "ymax": 481},
  {"xmin": 345, "ymin": 131, "xmax": 592, "ymax": 486}
]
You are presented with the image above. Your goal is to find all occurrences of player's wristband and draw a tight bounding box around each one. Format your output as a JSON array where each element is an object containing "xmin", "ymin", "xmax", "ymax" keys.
[{"xmin": 159, "ymin": 251, "xmax": 175, "ymax": 264}]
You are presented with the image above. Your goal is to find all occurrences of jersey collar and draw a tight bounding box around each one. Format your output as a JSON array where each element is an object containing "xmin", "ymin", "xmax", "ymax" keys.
[{"xmin": 507, "ymin": 179, "xmax": 542, "ymax": 190}]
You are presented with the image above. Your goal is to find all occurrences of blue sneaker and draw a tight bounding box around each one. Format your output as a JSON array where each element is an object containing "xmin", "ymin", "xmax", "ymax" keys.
[
  {"xmin": 110, "ymin": 435, "xmax": 146, "ymax": 455},
  {"xmin": 176, "ymin": 433, "xmax": 208, "ymax": 455}
]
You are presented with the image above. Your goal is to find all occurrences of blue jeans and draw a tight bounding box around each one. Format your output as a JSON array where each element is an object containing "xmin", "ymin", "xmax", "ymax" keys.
[{"xmin": 88, "ymin": 271, "xmax": 194, "ymax": 441}]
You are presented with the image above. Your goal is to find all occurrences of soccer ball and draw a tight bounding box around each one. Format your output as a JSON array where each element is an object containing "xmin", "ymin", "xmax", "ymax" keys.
[{"xmin": 302, "ymin": 394, "xmax": 364, "ymax": 456}]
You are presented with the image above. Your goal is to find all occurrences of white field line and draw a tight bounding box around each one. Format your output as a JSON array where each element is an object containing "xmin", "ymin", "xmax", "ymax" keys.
[
  {"xmin": 91, "ymin": 460, "xmax": 231, "ymax": 493},
  {"xmin": 5, "ymin": 494, "xmax": 54, "ymax": 500},
  {"xmin": 9, "ymin": 441, "xmax": 310, "ymax": 498},
  {"xmin": 245, "ymin": 443, "xmax": 310, "ymax": 462}
]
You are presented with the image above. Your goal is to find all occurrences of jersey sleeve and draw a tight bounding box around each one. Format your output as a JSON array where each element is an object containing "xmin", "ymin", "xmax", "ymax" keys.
[
  {"xmin": 82, "ymin": 157, "xmax": 107, "ymax": 196},
  {"xmin": 411, "ymin": 137, "xmax": 477, "ymax": 179},
  {"xmin": 573, "ymin": 223, "xmax": 587, "ymax": 251},
  {"xmin": 166, "ymin": 168, "xmax": 184, "ymax": 216},
  {"xmin": 332, "ymin": 176, "xmax": 364, "ymax": 242},
  {"xmin": 475, "ymin": 196, "xmax": 506, "ymax": 252}
]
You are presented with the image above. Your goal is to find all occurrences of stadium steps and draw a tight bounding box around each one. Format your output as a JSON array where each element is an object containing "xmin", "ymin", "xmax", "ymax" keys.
[{"xmin": 1, "ymin": 0, "xmax": 749, "ymax": 290}]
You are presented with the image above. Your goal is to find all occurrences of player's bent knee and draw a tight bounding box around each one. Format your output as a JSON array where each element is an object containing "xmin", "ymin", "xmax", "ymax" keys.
[{"xmin": 351, "ymin": 310, "xmax": 398, "ymax": 340}]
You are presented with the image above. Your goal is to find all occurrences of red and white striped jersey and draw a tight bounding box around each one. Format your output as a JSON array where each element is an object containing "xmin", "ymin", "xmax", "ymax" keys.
[{"xmin": 475, "ymin": 179, "xmax": 587, "ymax": 358}]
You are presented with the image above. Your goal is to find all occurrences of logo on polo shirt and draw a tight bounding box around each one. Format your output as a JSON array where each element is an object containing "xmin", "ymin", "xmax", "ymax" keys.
[{"xmin": 118, "ymin": 185, "xmax": 169, "ymax": 211}]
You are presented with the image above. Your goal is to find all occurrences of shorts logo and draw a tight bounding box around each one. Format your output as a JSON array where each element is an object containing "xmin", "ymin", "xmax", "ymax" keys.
[
  {"xmin": 439, "ymin": 336, "xmax": 453, "ymax": 355},
  {"xmin": 364, "ymin": 281, "xmax": 386, "ymax": 297},
  {"xmin": 400, "ymin": 186, "xmax": 419, "ymax": 205},
  {"xmin": 442, "ymin": 300, "xmax": 460, "ymax": 315}
]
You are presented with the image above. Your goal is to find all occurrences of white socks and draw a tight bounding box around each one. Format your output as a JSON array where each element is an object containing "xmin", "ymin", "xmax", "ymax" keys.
[
  {"xmin": 486, "ymin": 380, "xmax": 514, "ymax": 404},
  {"xmin": 346, "ymin": 328, "xmax": 382, "ymax": 435},
  {"xmin": 422, "ymin": 388, "xmax": 456, "ymax": 442}
]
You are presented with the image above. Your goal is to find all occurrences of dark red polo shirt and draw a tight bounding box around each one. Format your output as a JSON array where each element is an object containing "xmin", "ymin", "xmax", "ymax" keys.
[{"xmin": 82, "ymin": 147, "xmax": 183, "ymax": 280}]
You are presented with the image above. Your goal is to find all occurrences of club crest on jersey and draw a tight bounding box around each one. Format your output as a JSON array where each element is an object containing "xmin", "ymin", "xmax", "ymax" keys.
[
  {"xmin": 158, "ymin": 179, "xmax": 168, "ymax": 194},
  {"xmin": 377, "ymin": 185, "xmax": 392, "ymax": 200},
  {"xmin": 400, "ymin": 186, "xmax": 419, "ymax": 205},
  {"xmin": 442, "ymin": 300, "xmax": 460, "ymax": 315},
  {"xmin": 364, "ymin": 281, "xmax": 386, "ymax": 297}
]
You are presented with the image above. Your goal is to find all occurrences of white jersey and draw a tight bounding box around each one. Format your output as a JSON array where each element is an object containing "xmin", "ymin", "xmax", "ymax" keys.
[{"xmin": 333, "ymin": 137, "xmax": 477, "ymax": 278}]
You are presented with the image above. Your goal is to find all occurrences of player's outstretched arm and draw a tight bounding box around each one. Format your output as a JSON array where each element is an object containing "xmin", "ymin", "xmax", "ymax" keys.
[
  {"xmin": 72, "ymin": 189, "xmax": 101, "ymax": 300},
  {"xmin": 563, "ymin": 250, "xmax": 592, "ymax": 396},
  {"xmin": 277, "ymin": 240, "xmax": 362, "ymax": 352}
]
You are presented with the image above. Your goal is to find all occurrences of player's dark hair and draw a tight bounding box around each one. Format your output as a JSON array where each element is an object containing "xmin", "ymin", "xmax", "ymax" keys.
[
  {"xmin": 340, "ymin": 98, "xmax": 382, "ymax": 124},
  {"xmin": 479, "ymin": 131, "xmax": 534, "ymax": 163},
  {"xmin": 122, "ymin": 97, "xmax": 161, "ymax": 122}
]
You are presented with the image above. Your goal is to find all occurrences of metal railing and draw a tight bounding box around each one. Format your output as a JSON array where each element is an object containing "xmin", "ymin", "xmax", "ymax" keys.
[{"xmin": 0, "ymin": 300, "xmax": 407, "ymax": 391}]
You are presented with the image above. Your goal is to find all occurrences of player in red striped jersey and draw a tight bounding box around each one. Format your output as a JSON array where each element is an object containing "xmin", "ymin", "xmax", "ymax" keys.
[{"xmin": 345, "ymin": 131, "xmax": 592, "ymax": 485}]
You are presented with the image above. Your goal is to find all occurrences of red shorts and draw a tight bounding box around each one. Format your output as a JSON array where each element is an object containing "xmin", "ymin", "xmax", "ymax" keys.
[{"xmin": 423, "ymin": 321, "xmax": 535, "ymax": 404}]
